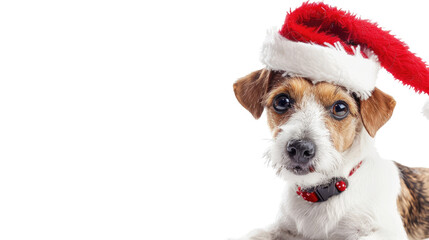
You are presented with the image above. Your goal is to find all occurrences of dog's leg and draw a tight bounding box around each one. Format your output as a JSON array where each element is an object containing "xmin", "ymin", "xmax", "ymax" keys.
[
  {"xmin": 355, "ymin": 229, "xmax": 408, "ymax": 240},
  {"xmin": 231, "ymin": 224, "xmax": 309, "ymax": 240}
]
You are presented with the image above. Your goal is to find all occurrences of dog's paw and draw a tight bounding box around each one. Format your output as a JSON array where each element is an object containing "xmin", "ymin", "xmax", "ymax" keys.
[{"xmin": 229, "ymin": 229, "xmax": 272, "ymax": 240}]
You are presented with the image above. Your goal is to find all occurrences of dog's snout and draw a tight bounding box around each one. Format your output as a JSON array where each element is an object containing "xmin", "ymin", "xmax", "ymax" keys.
[{"xmin": 286, "ymin": 139, "xmax": 316, "ymax": 164}]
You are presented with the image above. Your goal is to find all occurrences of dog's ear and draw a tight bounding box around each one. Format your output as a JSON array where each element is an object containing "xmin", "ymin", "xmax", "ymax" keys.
[
  {"xmin": 233, "ymin": 69, "xmax": 273, "ymax": 119},
  {"xmin": 360, "ymin": 88, "xmax": 396, "ymax": 137}
]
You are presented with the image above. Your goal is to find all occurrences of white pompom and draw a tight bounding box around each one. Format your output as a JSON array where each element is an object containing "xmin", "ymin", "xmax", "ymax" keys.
[{"xmin": 424, "ymin": 100, "xmax": 429, "ymax": 120}]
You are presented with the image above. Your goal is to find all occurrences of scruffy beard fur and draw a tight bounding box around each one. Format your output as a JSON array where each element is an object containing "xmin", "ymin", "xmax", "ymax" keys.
[{"xmin": 232, "ymin": 70, "xmax": 429, "ymax": 240}]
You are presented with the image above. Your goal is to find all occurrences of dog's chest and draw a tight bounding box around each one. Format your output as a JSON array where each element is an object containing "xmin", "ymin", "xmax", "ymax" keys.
[
  {"xmin": 282, "ymin": 188, "xmax": 377, "ymax": 239},
  {"xmin": 281, "ymin": 162, "xmax": 406, "ymax": 239}
]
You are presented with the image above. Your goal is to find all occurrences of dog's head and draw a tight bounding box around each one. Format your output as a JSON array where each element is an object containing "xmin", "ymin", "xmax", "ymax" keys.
[{"xmin": 234, "ymin": 69, "xmax": 396, "ymax": 186}]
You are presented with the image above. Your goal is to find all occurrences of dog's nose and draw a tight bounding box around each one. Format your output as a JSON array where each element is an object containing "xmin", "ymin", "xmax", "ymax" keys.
[{"xmin": 286, "ymin": 139, "xmax": 316, "ymax": 164}]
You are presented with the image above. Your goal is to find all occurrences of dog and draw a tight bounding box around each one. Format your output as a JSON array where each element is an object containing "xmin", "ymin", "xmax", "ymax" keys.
[{"xmin": 232, "ymin": 69, "xmax": 429, "ymax": 240}]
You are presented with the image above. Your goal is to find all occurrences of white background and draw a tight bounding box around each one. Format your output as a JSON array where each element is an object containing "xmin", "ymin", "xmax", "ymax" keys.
[{"xmin": 0, "ymin": 0, "xmax": 428, "ymax": 239}]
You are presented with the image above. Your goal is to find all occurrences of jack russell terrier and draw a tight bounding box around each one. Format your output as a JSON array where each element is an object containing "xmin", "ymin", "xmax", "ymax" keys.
[{"xmin": 232, "ymin": 3, "xmax": 429, "ymax": 240}]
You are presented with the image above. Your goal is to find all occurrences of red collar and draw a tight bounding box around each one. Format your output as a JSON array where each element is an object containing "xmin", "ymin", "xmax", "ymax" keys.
[{"xmin": 296, "ymin": 161, "xmax": 363, "ymax": 203}]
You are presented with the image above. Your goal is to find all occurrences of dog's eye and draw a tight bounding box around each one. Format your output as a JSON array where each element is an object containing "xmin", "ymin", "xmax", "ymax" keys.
[
  {"xmin": 273, "ymin": 94, "xmax": 293, "ymax": 113},
  {"xmin": 331, "ymin": 101, "xmax": 349, "ymax": 120}
]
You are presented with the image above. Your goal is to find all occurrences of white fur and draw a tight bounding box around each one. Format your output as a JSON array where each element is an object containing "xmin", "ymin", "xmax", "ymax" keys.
[
  {"xmin": 423, "ymin": 100, "xmax": 429, "ymax": 120},
  {"xmin": 234, "ymin": 95, "xmax": 407, "ymax": 240},
  {"xmin": 260, "ymin": 29, "xmax": 381, "ymax": 100}
]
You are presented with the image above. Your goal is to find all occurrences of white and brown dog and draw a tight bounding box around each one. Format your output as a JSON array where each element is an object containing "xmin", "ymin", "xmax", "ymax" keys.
[
  {"xmin": 231, "ymin": 2, "xmax": 429, "ymax": 239},
  {"xmin": 233, "ymin": 70, "xmax": 429, "ymax": 240}
]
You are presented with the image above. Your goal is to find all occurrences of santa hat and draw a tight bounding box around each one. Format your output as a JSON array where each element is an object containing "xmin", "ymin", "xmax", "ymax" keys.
[{"xmin": 260, "ymin": 2, "xmax": 429, "ymax": 103}]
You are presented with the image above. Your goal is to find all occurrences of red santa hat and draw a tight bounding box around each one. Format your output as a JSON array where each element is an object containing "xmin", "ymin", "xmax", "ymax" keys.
[{"xmin": 260, "ymin": 2, "xmax": 429, "ymax": 103}]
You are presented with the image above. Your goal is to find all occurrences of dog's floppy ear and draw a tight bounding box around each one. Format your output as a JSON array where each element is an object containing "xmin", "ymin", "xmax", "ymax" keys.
[
  {"xmin": 233, "ymin": 69, "xmax": 273, "ymax": 119},
  {"xmin": 360, "ymin": 88, "xmax": 396, "ymax": 137}
]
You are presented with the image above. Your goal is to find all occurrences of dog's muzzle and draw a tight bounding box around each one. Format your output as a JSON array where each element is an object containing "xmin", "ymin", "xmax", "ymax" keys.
[{"xmin": 285, "ymin": 139, "xmax": 316, "ymax": 175}]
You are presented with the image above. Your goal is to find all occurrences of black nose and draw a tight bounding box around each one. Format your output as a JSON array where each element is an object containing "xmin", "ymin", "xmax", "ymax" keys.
[{"xmin": 286, "ymin": 139, "xmax": 316, "ymax": 164}]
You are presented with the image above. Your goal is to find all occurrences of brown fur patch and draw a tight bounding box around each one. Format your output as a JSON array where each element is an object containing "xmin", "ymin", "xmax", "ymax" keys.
[
  {"xmin": 323, "ymin": 115, "xmax": 361, "ymax": 152},
  {"xmin": 360, "ymin": 88, "xmax": 396, "ymax": 137},
  {"xmin": 233, "ymin": 69, "xmax": 273, "ymax": 119},
  {"xmin": 396, "ymin": 162, "xmax": 429, "ymax": 240},
  {"xmin": 314, "ymin": 83, "xmax": 358, "ymax": 114},
  {"xmin": 265, "ymin": 77, "xmax": 310, "ymax": 135},
  {"xmin": 315, "ymin": 83, "xmax": 359, "ymax": 152},
  {"xmin": 265, "ymin": 77, "xmax": 312, "ymax": 106}
]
